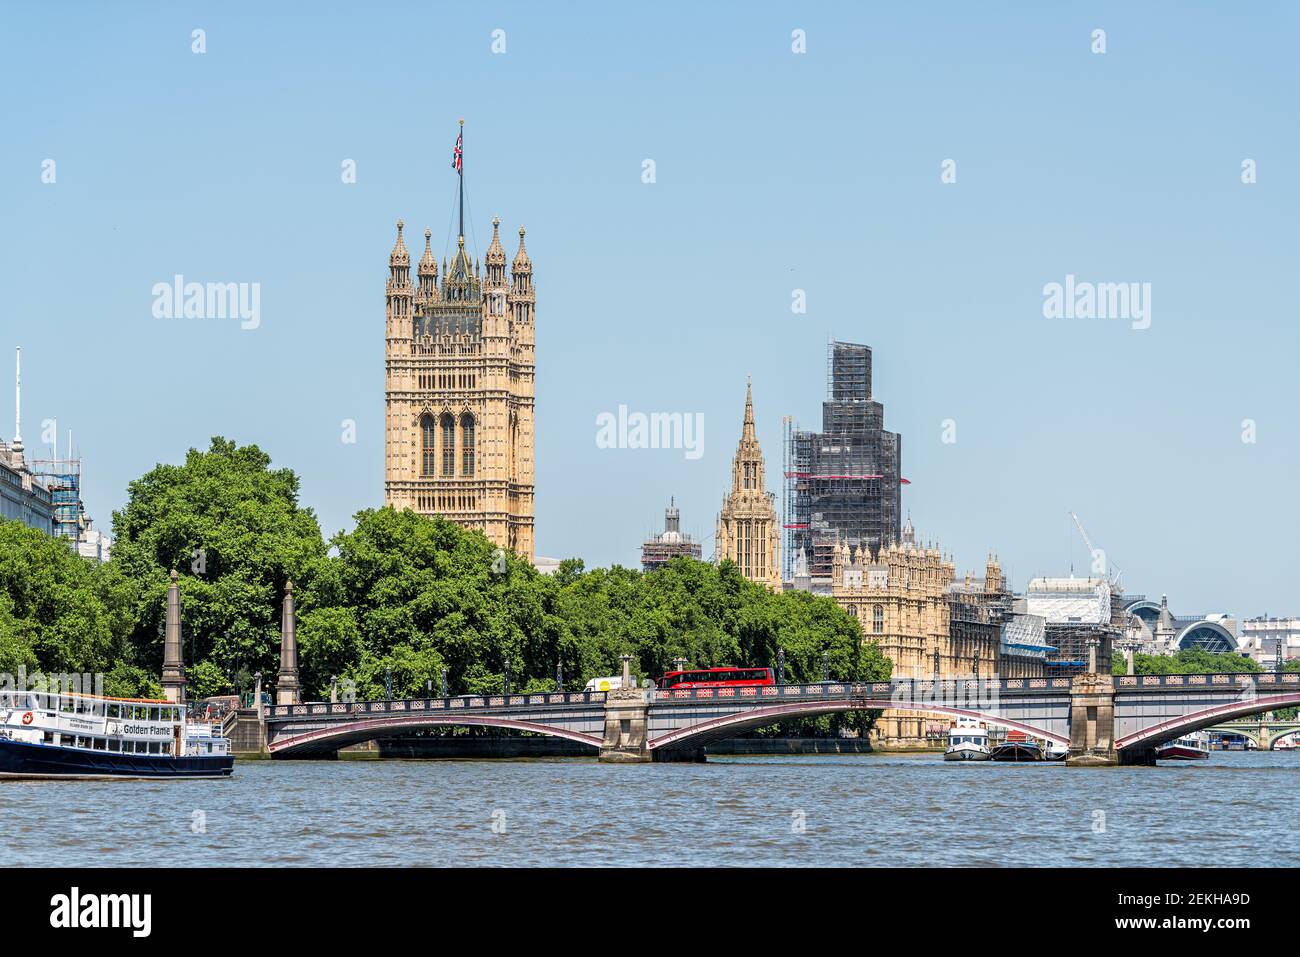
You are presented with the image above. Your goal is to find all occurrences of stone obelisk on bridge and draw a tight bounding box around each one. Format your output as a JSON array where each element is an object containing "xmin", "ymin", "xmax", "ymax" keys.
[
  {"xmin": 161, "ymin": 569, "xmax": 186, "ymax": 704},
  {"xmin": 276, "ymin": 581, "xmax": 301, "ymax": 706}
]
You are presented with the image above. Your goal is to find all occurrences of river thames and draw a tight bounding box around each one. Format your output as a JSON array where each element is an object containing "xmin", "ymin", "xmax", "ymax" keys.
[{"xmin": 3, "ymin": 751, "xmax": 1297, "ymax": 867}]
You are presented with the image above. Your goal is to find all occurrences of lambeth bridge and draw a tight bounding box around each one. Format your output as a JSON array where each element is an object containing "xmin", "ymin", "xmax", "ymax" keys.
[
  {"xmin": 251, "ymin": 670, "xmax": 1300, "ymax": 766},
  {"xmin": 201, "ymin": 577, "xmax": 1300, "ymax": 766}
]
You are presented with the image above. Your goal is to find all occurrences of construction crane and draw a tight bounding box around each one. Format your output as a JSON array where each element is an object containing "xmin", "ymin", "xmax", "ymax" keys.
[{"xmin": 1070, "ymin": 512, "xmax": 1122, "ymax": 590}]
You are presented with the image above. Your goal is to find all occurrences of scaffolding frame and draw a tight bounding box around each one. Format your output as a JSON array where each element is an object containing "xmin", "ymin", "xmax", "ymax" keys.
[
  {"xmin": 32, "ymin": 457, "xmax": 83, "ymax": 543},
  {"xmin": 782, "ymin": 342, "xmax": 902, "ymax": 582}
]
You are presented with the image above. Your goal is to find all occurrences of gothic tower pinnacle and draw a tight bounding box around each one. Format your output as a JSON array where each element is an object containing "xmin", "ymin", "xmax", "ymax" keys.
[{"xmin": 716, "ymin": 379, "xmax": 781, "ymax": 590}]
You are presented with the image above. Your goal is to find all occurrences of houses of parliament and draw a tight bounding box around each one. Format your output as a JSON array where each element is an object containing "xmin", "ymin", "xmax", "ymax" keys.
[{"xmin": 382, "ymin": 141, "xmax": 536, "ymax": 560}]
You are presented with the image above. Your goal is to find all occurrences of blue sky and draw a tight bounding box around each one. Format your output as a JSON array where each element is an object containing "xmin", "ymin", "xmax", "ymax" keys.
[{"xmin": 3, "ymin": 2, "xmax": 1297, "ymax": 616}]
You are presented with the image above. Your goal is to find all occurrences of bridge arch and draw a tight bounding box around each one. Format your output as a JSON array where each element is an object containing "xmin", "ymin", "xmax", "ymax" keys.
[
  {"xmin": 649, "ymin": 697, "xmax": 1068, "ymax": 752},
  {"xmin": 1268, "ymin": 726, "xmax": 1300, "ymax": 749},
  {"xmin": 268, "ymin": 714, "xmax": 602, "ymax": 758},
  {"xmin": 1116, "ymin": 692, "xmax": 1300, "ymax": 751}
]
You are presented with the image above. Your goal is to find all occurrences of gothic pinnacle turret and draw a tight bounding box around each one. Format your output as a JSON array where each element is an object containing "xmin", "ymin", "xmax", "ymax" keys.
[
  {"xmin": 484, "ymin": 215, "xmax": 504, "ymax": 262},
  {"xmin": 417, "ymin": 227, "xmax": 438, "ymax": 299},
  {"xmin": 512, "ymin": 225, "xmax": 531, "ymax": 275},
  {"xmin": 389, "ymin": 219, "xmax": 409, "ymax": 268}
]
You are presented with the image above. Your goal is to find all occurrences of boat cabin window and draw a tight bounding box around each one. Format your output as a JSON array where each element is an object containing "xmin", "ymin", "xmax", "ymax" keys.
[{"xmin": 108, "ymin": 739, "xmax": 120, "ymax": 752}]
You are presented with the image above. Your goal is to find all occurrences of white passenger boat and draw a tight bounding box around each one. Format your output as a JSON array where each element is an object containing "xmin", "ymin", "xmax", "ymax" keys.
[
  {"xmin": 944, "ymin": 718, "xmax": 991, "ymax": 761},
  {"xmin": 0, "ymin": 689, "xmax": 234, "ymax": 779},
  {"xmin": 1155, "ymin": 731, "xmax": 1210, "ymax": 761}
]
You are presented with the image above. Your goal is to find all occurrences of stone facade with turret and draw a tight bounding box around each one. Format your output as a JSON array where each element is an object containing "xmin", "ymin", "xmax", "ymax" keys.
[
  {"xmin": 383, "ymin": 139, "xmax": 536, "ymax": 561},
  {"xmin": 716, "ymin": 381, "xmax": 781, "ymax": 591},
  {"xmin": 830, "ymin": 521, "xmax": 1042, "ymax": 747}
]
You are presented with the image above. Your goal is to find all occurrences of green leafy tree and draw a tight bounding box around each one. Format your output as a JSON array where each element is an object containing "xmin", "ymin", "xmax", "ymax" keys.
[
  {"xmin": 0, "ymin": 518, "xmax": 134, "ymax": 679},
  {"xmin": 312, "ymin": 507, "xmax": 557, "ymax": 699},
  {"xmin": 110, "ymin": 437, "xmax": 328, "ymax": 695},
  {"xmin": 1115, "ymin": 649, "xmax": 1265, "ymax": 676}
]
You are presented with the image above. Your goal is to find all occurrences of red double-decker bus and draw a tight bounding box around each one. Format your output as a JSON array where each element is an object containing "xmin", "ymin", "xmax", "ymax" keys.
[{"xmin": 659, "ymin": 667, "xmax": 775, "ymax": 689}]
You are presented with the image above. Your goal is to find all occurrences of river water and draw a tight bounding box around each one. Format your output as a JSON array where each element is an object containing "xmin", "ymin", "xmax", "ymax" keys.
[{"xmin": 4, "ymin": 751, "xmax": 1297, "ymax": 867}]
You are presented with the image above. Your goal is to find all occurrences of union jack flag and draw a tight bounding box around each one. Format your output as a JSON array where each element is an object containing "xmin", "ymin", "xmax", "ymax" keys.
[{"xmin": 452, "ymin": 131, "xmax": 462, "ymax": 173}]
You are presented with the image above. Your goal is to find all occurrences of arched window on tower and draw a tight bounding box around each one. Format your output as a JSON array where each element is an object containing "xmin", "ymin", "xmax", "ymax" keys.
[
  {"xmin": 461, "ymin": 413, "xmax": 475, "ymax": 477},
  {"xmin": 441, "ymin": 413, "xmax": 455, "ymax": 477},
  {"xmin": 508, "ymin": 412, "xmax": 516, "ymax": 480},
  {"xmin": 420, "ymin": 414, "xmax": 436, "ymax": 478},
  {"xmin": 873, "ymin": 604, "xmax": 885, "ymax": 635}
]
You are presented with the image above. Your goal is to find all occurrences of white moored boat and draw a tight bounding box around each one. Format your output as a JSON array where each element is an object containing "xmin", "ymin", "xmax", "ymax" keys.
[
  {"xmin": 1155, "ymin": 731, "xmax": 1210, "ymax": 761},
  {"xmin": 0, "ymin": 689, "xmax": 235, "ymax": 780},
  {"xmin": 944, "ymin": 718, "xmax": 991, "ymax": 761}
]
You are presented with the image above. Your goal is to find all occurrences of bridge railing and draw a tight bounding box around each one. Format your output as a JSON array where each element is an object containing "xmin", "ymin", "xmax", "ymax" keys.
[
  {"xmin": 261, "ymin": 673, "xmax": 1291, "ymax": 719},
  {"xmin": 651, "ymin": 677, "xmax": 1073, "ymax": 703},
  {"xmin": 1116, "ymin": 672, "xmax": 1300, "ymax": 689},
  {"xmin": 264, "ymin": 690, "xmax": 607, "ymax": 720},
  {"xmin": 263, "ymin": 677, "xmax": 1086, "ymax": 719}
]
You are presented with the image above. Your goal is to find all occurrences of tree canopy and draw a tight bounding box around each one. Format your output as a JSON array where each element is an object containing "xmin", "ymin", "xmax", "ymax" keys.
[
  {"xmin": 304, "ymin": 507, "xmax": 888, "ymax": 702},
  {"xmin": 1, "ymin": 436, "xmax": 887, "ymax": 728},
  {"xmin": 0, "ymin": 518, "xmax": 154, "ymax": 696},
  {"xmin": 1114, "ymin": 648, "xmax": 1266, "ymax": 676},
  {"xmin": 109, "ymin": 437, "xmax": 327, "ymax": 697}
]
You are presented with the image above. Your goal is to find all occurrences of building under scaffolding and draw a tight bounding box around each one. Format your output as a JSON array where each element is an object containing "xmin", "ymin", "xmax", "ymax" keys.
[
  {"xmin": 640, "ymin": 499, "xmax": 702, "ymax": 572},
  {"xmin": 948, "ymin": 571, "xmax": 1055, "ymax": 679},
  {"xmin": 783, "ymin": 341, "xmax": 902, "ymax": 581},
  {"xmin": 32, "ymin": 457, "xmax": 84, "ymax": 544},
  {"xmin": 1026, "ymin": 577, "xmax": 1120, "ymax": 677}
]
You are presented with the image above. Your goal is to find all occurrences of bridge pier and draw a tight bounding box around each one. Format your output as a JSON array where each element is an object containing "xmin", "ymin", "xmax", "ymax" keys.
[
  {"xmin": 1065, "ymin": 673, "xmax": 1118, "ymax": 767},
  {"xmin": 599, "ymin": 692, "xmax": 651, "ymax": 762}
]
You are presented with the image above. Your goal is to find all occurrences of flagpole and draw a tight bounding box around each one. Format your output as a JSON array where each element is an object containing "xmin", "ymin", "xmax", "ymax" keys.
[{"xmin": 458, "ymin": 118, "xmax": 464, "ymax": 242}]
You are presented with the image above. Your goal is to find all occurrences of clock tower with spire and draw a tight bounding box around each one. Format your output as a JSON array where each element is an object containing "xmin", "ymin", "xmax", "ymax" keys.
[{"xmin": 716, "ymin": 379, "xmax": 781, "ymax": 590}]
